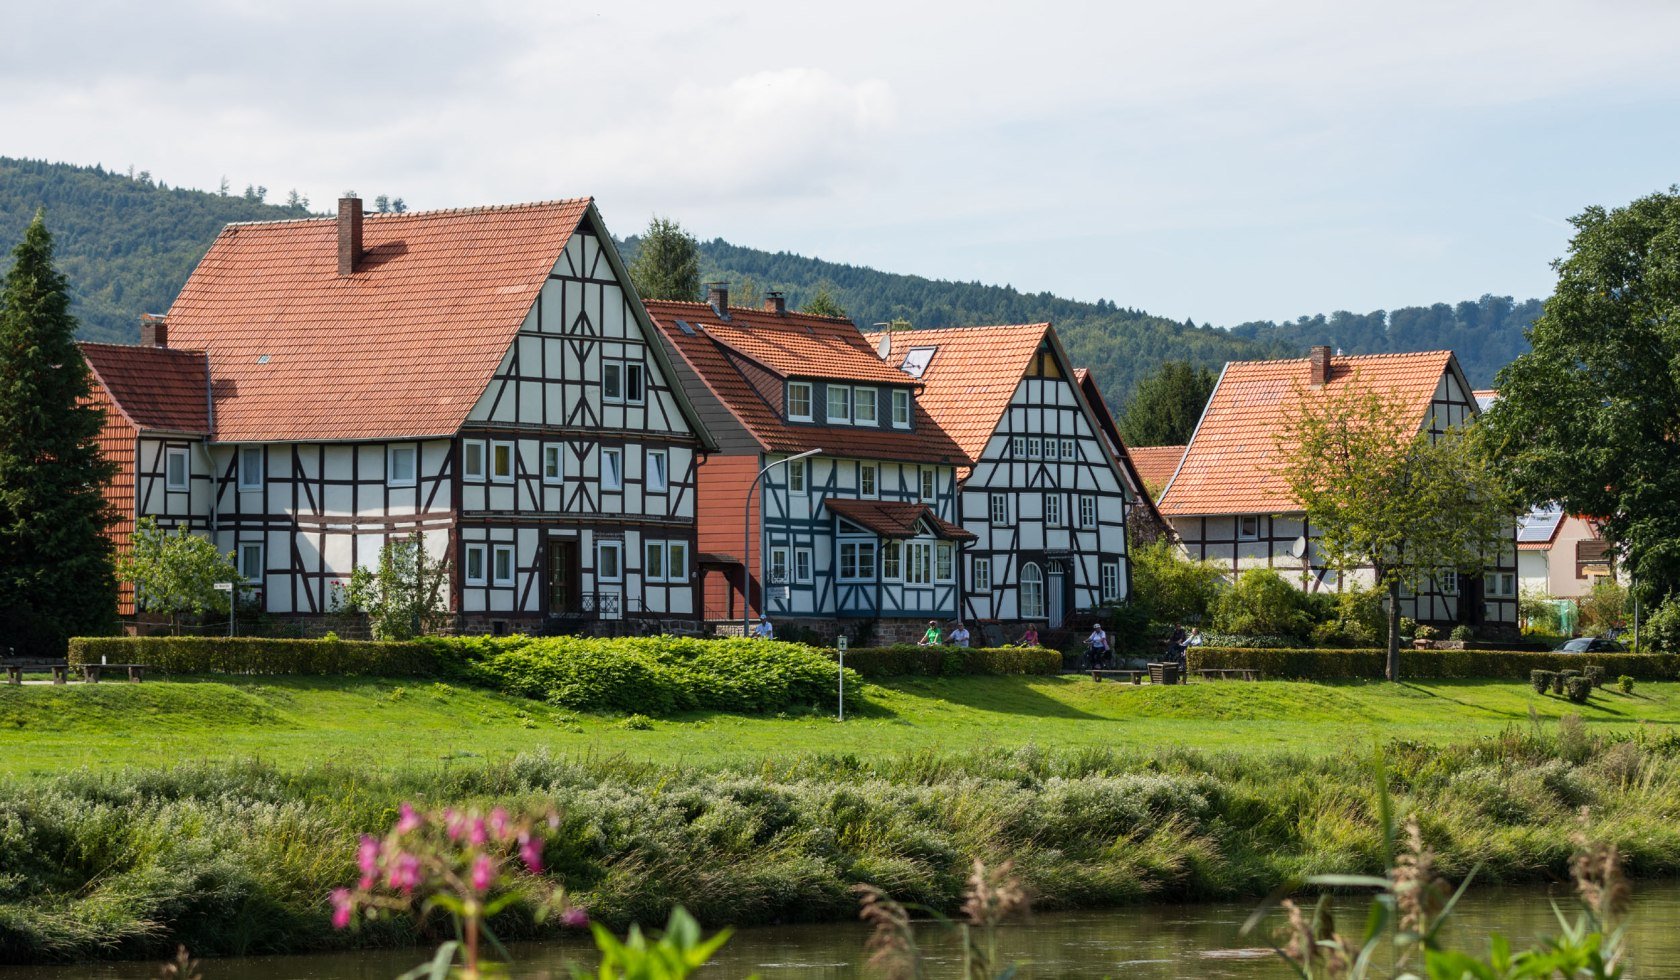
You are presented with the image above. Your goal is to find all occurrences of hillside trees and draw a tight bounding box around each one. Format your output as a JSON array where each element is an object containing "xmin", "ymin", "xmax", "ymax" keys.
[
  {"xmin": 1481, "ymin": 188, "xmax": 1680, "ymax": 604},
  {"xmin": 0, "ymin": 212, "xmax": 118, "ymax": 654},
  {"xmin": 627, "ymin": 216, "xmax": 701, "ymax": 301},
  {"xmin": 1117, "ymin": 360, "xmax": 1218, "ymax": 446},
  {"xmin": 802, "ymin": 281, "xmax": 846, "ymax": 318}
]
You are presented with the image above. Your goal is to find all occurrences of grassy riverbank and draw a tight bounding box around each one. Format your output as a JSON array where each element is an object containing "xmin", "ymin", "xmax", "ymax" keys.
[{"xmin": 1, "ymin": 675, "xmax": 1677, "ymax": 775}]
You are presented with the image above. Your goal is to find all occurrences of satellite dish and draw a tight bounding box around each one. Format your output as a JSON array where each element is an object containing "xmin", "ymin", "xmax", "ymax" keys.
[
  {"xmin": 1289, "ymin": 535, "xmax": 1308, "ymax": 560},
  {"xmin": 876, "ymin": 332, "xmax": 892, "ymax": 361}
]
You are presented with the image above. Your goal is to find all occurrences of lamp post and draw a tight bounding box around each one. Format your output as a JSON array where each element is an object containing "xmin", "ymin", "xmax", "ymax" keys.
[{"xmin": 743, "ymin": 448, "xmax": 823, "ymax": 638}]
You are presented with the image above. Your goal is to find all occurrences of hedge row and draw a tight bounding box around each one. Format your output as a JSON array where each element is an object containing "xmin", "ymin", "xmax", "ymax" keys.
[
  {"xmin": 1189, "ymin": 646, "xmax": 1680, "ymax": 681},
  {"xmin": 67, "ymin": 636, "xmax": 441, "ymax": 676},
  {"xmin": 830, "ymin": 645, "xmax": 1062, "ymax": 677}
]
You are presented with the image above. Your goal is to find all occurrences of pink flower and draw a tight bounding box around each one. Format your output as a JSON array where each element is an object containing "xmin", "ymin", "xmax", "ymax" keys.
[
  {"xmin": 560, "ymin": 907, "xmax": 590, "ymax": 929},
  {"xmin": 330, "ymin": 888, "xmax": 354, "ymax": 930},
  {"xmin": 357, "ymin": 835, "xmax": 381, "ymax": 889},
  {"xmin": 469, "ymin": 817, "xmax": 488, "ymax": 846},
  {"xmin": 471, "ymin": 854, "xmax": 495, "ymax": 893},
  {"xmin": 444, "ymin": 809, "xmax": 465, "ymax": 841},
  {"xmin": 489, "ymin": 807, "xmax": 510, "ymax": 841},
  {"xmin": 396, "ymin": 803, "xmax": 421, "ymax": 835},
  {"xmin": 386, "ymin": 852, "xmax": 423, "ymax": 894},
  {"xmin": 519, "ymin": 832, "xmax": 544, "ymax": 874}
]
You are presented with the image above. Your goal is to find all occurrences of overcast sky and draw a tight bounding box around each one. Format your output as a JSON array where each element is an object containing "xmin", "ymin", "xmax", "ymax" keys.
[{"xmin": 6, "ymin": 1, "xmax": 1678, "ymax": 325}]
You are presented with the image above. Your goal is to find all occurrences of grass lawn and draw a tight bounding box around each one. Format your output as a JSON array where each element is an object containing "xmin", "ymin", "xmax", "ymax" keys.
[{"xmin": 0, "ymin": 674, "xmax": 1675, "ymax": 777}]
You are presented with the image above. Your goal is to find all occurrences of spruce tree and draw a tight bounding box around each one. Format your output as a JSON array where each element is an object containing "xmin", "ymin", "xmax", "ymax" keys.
[
  {"xmin": 0, "ymin": 211, "xmax": 118, "ymax": 655},
  {"xmin": 627, "ymin": 216, "xmax": 701, "ymax": 301}
]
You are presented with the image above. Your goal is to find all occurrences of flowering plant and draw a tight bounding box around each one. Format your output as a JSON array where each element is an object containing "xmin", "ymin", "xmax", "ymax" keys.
[{"xmin": 331, "ymin": 803, "xmax": 583, "ymax": 979}]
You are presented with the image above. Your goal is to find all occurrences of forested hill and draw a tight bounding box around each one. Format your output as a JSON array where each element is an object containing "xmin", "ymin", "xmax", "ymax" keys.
[{"xmin": 3, "ymin": 156, "xmax": 1537, "ymax": 399}]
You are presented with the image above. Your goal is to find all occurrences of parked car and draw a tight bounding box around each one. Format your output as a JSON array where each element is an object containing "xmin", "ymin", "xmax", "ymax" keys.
[{"xmin": 1558, "ymin": 636, "xmax": 1625, "ymax": 653}]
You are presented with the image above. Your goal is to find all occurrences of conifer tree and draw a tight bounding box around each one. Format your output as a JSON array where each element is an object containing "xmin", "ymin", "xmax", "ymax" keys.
[
  {"xmin": 802, "ymin": 281, "xmax": 847, "ymax": 318},
  {"xmin": 627, "ymin": 216, "xmax": 701, "ymax": 301},
  {"xmin": 0, "ymin": 211, "xmax": 118, "ymax": 655}
]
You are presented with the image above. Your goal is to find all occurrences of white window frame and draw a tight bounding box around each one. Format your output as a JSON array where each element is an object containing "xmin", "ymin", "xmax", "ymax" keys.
[
  {"xmin": 1102, "ymin": 561, "xmax": 1121, "ymax": 602},
  {"xmin": 1026, "ymin": 437, "xmax": 1042, "ymax": 458},
  {"xmin": 826, "ymin": 384, "xmax": 851, "ymax": 425},
  {"xmin": 666, "ymin": 541, "xmax": 689, "ymax": 583},
  {"xmin": 795, "ymin": 547, "xmax": 813, "ymax": 584},
  {"xmin": 646, "ymin": 449, "xmax": 669, "ymax": 494},
  {"xmin": 492, "ymin": 544, "xmax": 516, "ymax": 587},
  {"xmin": 238, "ymin": 446, "xmax": 263, "ymax": 491},
  {"xmin": 881, "ymin": 540, "xmax": 902, "ymax": 581},
  {"xmin": 1488, "ymin": 572, "xmax": 1516, "ymax": 598},
  {"xmin": 935, "ymin": 542, "xmax": 954, "ymax": 583},
  {"xmin": 1020, "ymin": 562, "xmax": 1045, "ymax": 619},
  {"xmin": 623, "ymin": 362, "xmax": 646, "ymax": 404},
  {"xmin": 838, "ymin": 540, "xmax": 877, "ymax": 582},
  {"xmin": 1237, "ymin": 515, "xmax": 1260, "ymax": 541},
  {"xmin": 853, "ymin": 386, "xmax": 878, "ymax": 424},
  {"xmin": 989, "ymin": 493, "xmax": 1009, "ymax": 526},
  {"xmin": 971, "ymin": 556, "xmax": 991, "ymax": 593},
  {"xmin": 595, "ymin": 540, "xmax": 623, "ymax": 583},
  {"xmin": 891, "ymin": 389, "xmax": 911, "ymax": 428},
  {"xmin": 906, "ymin": 541, "xmax": 934, "ymax": 585},
  {"xmin": 464, "ymin": 543, "xmax": 487, "ymax": 586},
  {"xmin": 463, "ymin": 440, "xmax": 486, "ymax": 481},
  {"xmin": 238, "ymin": 542, "xmax": 264, "ymax": 584},
  {"xmin": 1063, "ymin": 439, "xmax": 1078, "ymax": 460},
  {"xmin": 602, "ymin": 362, "xmax": 624, "ymax": 403},
  {"xmin": 644, "ymin": 539, "xmax": 667, "ymax": 582},
  {"xmin": 490, "ymin": 441, "xmax": 515, "ymax": 483},
  {"xmin": 1045, "ymin": 493, "xmax": 1063, "ymax": 528},
  {"xmin": 165, "ymin": 446, "xmax": 190, "ymax": 491},
  {"xmin": 1079, "ymin": 495, "xmax": 1097, "ymax": 528},
  {"xmin": 920, "ymin": 468, "xmax": 936, "ymax": 501},
  {"xmin": 769, "ymin": 546, "xmax": 790, "ymax": 585},
  {"xmin": 543, "ymin": 445, "xmax": 563, "ymax": 484},
  {"xmin": 859, "ymin": 462, "xmax": 878, "ymax": 499},
  {"xmin": 1012, "ymin": 436, "xmax": 1027, "ymax": 458},
  {"xmin": 1437, "ymin": 569, "xmax": 1459, "ymax": 595},
  {"xmin": 387, "ymin": 444, "xmax": 417, "ymax": 488},
  {"xmin": 601, "ymin": 448, "xmax": 623, "ymax": 491},
  {"xmin": 788, "ymin": 381, "xmax": 814, "ymax": 422},
  {"xmin": 787, "ymin": 459, "xmax": 807, "ymax": 496}
]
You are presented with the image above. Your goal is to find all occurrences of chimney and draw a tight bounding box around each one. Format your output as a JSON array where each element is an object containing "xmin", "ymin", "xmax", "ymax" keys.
[
  {"xmin": 338, "ymin": 196, "xmax": 363, "ymax": 276},
  {"xmin": 139, "ymin": 314, "xmax": 167, "ymax": 348},
  {"xmin": 764, "ymin": 291, "xmax": 786, "ymax": 315},
  {"xmin": 1309, "ymin": 345, "xmax": 1332, "ymax": 386},
  {"xmin": 706, "ymin": 282, "xmax": 730, "ymax": 317}
]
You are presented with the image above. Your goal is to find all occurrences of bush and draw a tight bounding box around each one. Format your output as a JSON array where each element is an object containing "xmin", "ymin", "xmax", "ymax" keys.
[
  {"xmin": 1530, "ymin": 669, "xmax": 1555, "ymax": 694},
  {"xmin": 1130, "ymin": 539, "xmax": 1224, "ymax": 625},
  {"xmin": 834, "ymin": 646, "xmax": 1061, "ymax": 677},
  {"xmin": 1578, "ymin": 579, "xmax": 1629, "ymax": 636},
  {"xmin": 1582, "ymin": 665, "xmax": 1605, "ymax": 688},
  {"xmin": 67, "ymin": 635, "xmax": 442, "ymax": 676},
  {"xmin": 1188, "ymin": 646, "xmax": 1680, "ymax": 681},
  {"xmin": 1619, "ymin": 675, "xmax": 1636, "ymax": 694},
  {"xmin": 1564, "ymin": 677, "xmax": 1593, "ymax": 704},
  {"xmin": 1210, "ymin": 569, "xmax": 1313, "ymax": 638},
  {"xmin": 1415, "ymin": 625, "xmax": 1438, "ymax": 642},
  {"xmin": 1399, "ymin": 617, "xmax": 1418, "ymax": 639},
  {"xmin": 1639, "ymin": 595, "xmax": 1680, "ymax": 653},
  {"xmin": 1450, "ymin": 625, "xmax": 1474, "ymax": 642}
]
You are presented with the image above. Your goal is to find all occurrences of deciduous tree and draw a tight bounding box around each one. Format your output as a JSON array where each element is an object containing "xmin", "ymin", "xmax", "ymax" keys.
[
  {"xmin": 627, "ymin": 216, "xmax": 701, "ymax": 302},
  {"xmin": 0, "ymin": 211, "xmax": 119, "ymax": 654},
  {"xmin": 340, "ymin": 532, "xmax": 452, "ymax": 640},
  {"xmin": 116, "ymin": 516, "xmax": 240, "ymax": 633},
  {"xmin": 1277, "ymin": 380, "xmax": 1514, "ymax": 680}
]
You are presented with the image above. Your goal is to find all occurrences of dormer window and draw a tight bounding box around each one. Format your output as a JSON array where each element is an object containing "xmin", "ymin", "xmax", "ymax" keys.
[
  {"xmin": 891, "ymin": 389, "xmax": 911, "ymax": 428},
  {"xmin": 826, "ymin": 384, "xmax": 851, "ymax": 424},
  {"xmin": 899, "ymin": 346, "xmax": 936, "ymax": 379},
  {"xmin": 853, "ymin": 387, "xmax": 877, "ymax": 424},
  {"xmin": 788, "ymin": 381, "xmax": 813, "ymax": 422}
]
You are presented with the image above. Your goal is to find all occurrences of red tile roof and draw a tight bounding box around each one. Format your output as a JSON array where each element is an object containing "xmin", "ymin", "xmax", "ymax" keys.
[
  {"xmin": 824, "ymin": 498, "xmax": 976, "ymax": 540},
  {"xmin": 644, "ymin": 301, "xmax": 967, "ymax": 464},
  {"xmin": 1128, "ymin": 445, "xmax": 1187, "ymax": 492},
  {"xmin": 79, "ymin": 342, "xmax": 210, "ymax": 435},
  {"xmin": 164, "ymin": 199, "xmax": 591, "ymax": 443},
  {"xmin": 861, "ymin": 324, "xmax": 1051, "ymax": 460},
  {"xmin": 1159, "ymin": 351, "xmax": 1458, "ymax": 517}
]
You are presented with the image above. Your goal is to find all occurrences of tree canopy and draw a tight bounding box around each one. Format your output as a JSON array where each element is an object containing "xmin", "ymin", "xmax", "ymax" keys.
[
  {"xmin": 0, "ymin": 211, "xmax": 118, "ymax": 654},
  {"xmin": 802, "ymin": 281, "xmax": 847, "ymax": 318},
  {"xmin": 1117, "ymin": 360, "xmax": 1218, "ymax": 446},
  {"xmin": 1277, "ymin": 379, "xmax": 1514, "ymax": 679},
  {"xmin": 116, "ymin": 516, "xmax": 240, "ymax": 631},
  {"xmin": 1481, "ymin": 188, "xmax": 1680, "ymax": 603},
  {"xmin": 626, "ymin": 216, "xmax": 701, "ymax": 302}
]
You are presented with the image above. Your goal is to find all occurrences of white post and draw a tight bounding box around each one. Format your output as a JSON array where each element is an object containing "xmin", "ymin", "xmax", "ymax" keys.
[
  {"xmin": 215, "ymin": 581, "xmax": 236, "ymax": 637},
  {"xmin": 836, "ymin": 634, "xmax": 847, "ymax": 721}
]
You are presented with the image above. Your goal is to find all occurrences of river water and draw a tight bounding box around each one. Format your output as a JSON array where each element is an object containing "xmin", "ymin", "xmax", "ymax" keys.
[{"xmin": 11, "ymin": 881, "xmax": 1679, "ymax": 978}]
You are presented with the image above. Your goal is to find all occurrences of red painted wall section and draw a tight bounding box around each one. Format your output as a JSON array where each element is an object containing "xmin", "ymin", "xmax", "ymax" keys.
[{"xmin": 695, "ymin": 452, "xmax": 764, "ymax": 618}]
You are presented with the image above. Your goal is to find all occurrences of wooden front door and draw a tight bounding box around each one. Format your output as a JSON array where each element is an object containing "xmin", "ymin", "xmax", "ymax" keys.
[
  {"xmin": 1047, "ymin": 561, "xmax": 1067, "ymax": 629},
  {"xmin": 546, "ymin": 539, "xmax": 580, "ymax": 615}
]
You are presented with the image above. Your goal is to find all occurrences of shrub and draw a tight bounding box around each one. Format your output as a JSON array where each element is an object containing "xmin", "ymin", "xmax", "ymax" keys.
[
  {"xmin": 1210, "ymin": 568, "xmax": 1313, "ymax": 638},
  {"xmin": 1619, "ymin": 675, "xmax": 1636, "ymax": 694},
  {"xmin": 1130, "ymin": 539, "xmax": 1224, "ymax": 626},
  {"xmin": 1639, "ymin": 595, "xmax": 1680, "ymax": 653},
  {"xmin": 1450, "ymin": 625, "xmax": 1474, "ymax": 642},
  {"xmin": 1414, "ymin": 625, "xmax": 1438, "ymax": 642},
  {"xmin": 1100, "ymin": 602, "xmax": 1153, "ymax": 657},
  {"xmin": 1578, "ymin": 579, "xmax": 1629, "ymax": 636},
  {"xmin": 1187, "ymin": 646, "xmax": 1680, "ymax": 681},
  {"xmin": 1564, "ymin": 677, "xmax": 1593, "ymax": 704},
  {"xmin": 1399, "ymin": 617, "xmax": 1418, "ymax": 639},
  {"xmin": 67, "ymin": 635, "xmax": 442, "ymax": 676},
  {"xmin": 1530, "ymin": 670, "xmax": 1556, "ymax": 695},
  {"xmin": 1582, "ymin": 665, "xmax": 1605, "ymax": 688},
  {"xmin": 835, "ymin": 646, "xmax": 1061, "ymax": 678},
  {"xmin": 1521, "ymin": 590, "xmax": 1564, "ymax": 633}
]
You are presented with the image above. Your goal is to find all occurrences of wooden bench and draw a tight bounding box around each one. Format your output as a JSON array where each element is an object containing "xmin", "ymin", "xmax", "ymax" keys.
[
  {"xmin": 1197, "ymin": 667, "xmax": 1260, "ymax": 682},
  {"xmin": 3, "ymin": 661, "xmax": 70, "ymax": 684},
  {"xmin": 80, "ymin": 663, "xmax": 151, "ymax": 683},
  {"xmin": 1090, "ymin": 669, "xmax": 1147, "ymax": 684}
]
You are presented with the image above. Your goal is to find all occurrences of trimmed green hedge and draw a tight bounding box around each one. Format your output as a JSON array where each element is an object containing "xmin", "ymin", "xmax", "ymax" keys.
[
  {"xmin": 1190, "ymin": 646, "xmax": 1680, "ymax": 681},
  {"xmin": 830, "ymin": 645, "xmax": 1061, "ymax": 677},
  {"xmin": 67, "ymin": 635, "xmax": 440, "ymax": 676}
]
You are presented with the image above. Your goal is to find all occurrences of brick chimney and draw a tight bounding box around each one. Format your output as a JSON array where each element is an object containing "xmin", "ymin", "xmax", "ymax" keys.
[
  {"xmin": 338, "ymin": 196, "xmax": 363, "ymax": 276},
  {"xmin": 764, "ymin": 291, "xmax": 786, "ymax": 315},
  {"xmin": 1309, "ymin": 345, "xmax": 1332, "ymax": 386},
  {"xmin": 139, "ymin": 314, "xmax": 168, "ymax": 348},
  {"xmin": 706, "ymin": 282, "xmax": 729, "ymax": 317}
]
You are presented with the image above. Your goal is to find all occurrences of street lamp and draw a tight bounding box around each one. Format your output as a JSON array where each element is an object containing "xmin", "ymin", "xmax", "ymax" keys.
[{"xmin": 744, "ymin": 448, "xmax": 823, "ymax": 638}]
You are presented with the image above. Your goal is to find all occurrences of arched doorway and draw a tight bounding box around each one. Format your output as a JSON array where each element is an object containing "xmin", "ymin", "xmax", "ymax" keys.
[{"xmin": 1020, "ymin": 562, "xmax": 1044, "ymax": 620}]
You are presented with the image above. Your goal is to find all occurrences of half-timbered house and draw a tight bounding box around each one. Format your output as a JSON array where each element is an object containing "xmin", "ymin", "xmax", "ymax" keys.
[
  {"xmin": 1157, "ymin": 346, "xmax": 1519, "ymax": 630},
  {"xmin": 644, "ymin": 289, "xmax": 971, "ymax": 639},
  {"xmin": 863, "ymin": 324, "xmax": 1135, "ymax": 628},
  {"xmin": 86, "ymin": 197, "xmax": 714, "ymax": 631}
]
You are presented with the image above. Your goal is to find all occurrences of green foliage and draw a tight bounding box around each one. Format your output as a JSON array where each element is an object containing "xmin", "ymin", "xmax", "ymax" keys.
[
  {"xmin": 1583, "ymin": 665, "xmax": 1605, "ymax": 688},
  {"xmin": 1531, "ymin": 670, "xmax": 1555, "ymax": 694},
  {"xmin": 835, "ymin": 645, "xmax": 1061, "ymax": 677},
  {"xmin": 1188, "ymin": 646, "xmax": 1680, "ymax": 681},
  {"xmin": 625, "ymin": 216, "xmax": 700, "ymax": 302},
  {"xmin": 801, "ymin": 280, "xmax": 846, "ymax": 318},
  {"xmin": 1210, "ymin": 568, "xmax": 1313, "ymax": 638},
  {"xmin": 1482, "ymin": 187, "xmax": 1680, "ymax": 600},
  {"xmin": 1521, "ymin": 589, "xmax": 1564, "ymax": 633},
  {"xmin": 0, "ymin": 211, "xmax": 118, "ymax": 656},
  {"xmin": 1619, "ymin": 675, "xmax": 1635, "ymax": 694},
  {"xmin": 1639, "ymin": 595, "xmax": 1680, "ymax": 652},
  {"xmin": 67, "ymin": 635, "xmax": 442, "ymax": 676},
  {"xmin": 1579, "ymin": 580, "xmax": 1630, "ymax": 636},
  {"xmin": 1130, "ymin": 538, "xmax": 1224, "ymax": 626},
  {"xmin": 577, "ymin": 907, "xmax": 732, "ymax": 980},
  {"xmin": 1415, "ymin": 624, "xmax": 1439, "ymax": 642},
  {"xmin": 339, "ymin": 532, "xmax": 451, "ymax": 640},
  {"xmin": 1451, "ymin": 624, "xmax": 1475, "ymax": 641},
  {"xmin": 1309, "ymin": 586, "xmax": 1386, "ymax": 647},
  {"xmin": 1116, "ymin": 360, "xmax": 1217, "ymax": 446},
  {"xmin": 115, "ymin": 517, "xmax": 240, "ymax": 628},
  {"xmin": 1565, "ymin": 676, "xmax": 1594, "ymax": 704}
]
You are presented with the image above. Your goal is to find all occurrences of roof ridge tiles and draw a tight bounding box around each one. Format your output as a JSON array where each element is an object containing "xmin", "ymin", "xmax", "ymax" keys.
[
  {"xmin": 221, "ymin": 197, "xmax": 594, "ymax": 229},
  {"xmin": 1226, "ymin": 349, "xmax": 1454, "ymax": 368}
]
